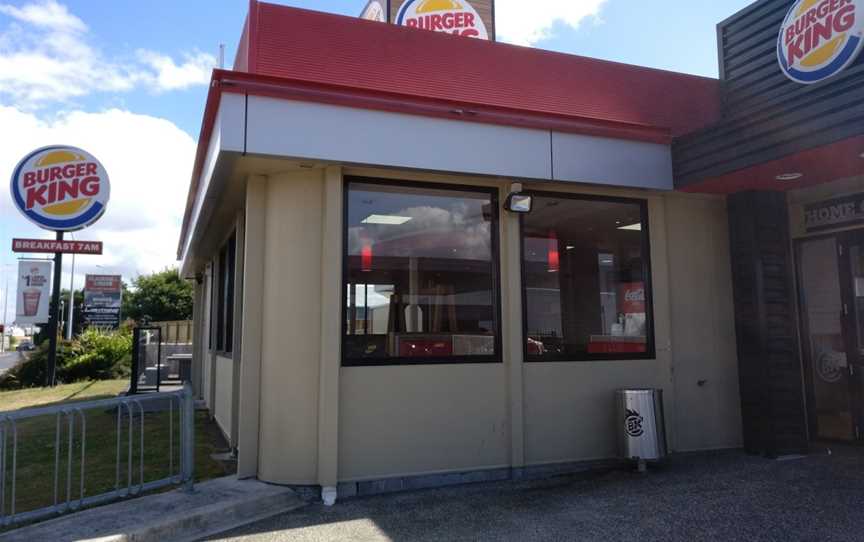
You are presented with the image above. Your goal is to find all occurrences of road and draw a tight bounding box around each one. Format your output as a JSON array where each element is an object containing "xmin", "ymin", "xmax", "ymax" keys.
[{"xmin": 0, "ymin": 351, "xmax": 19, "ymax": 374}]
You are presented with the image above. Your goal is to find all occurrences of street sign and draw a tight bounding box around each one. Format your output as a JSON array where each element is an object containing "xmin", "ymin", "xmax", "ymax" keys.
[{"xmin": 12, "ymin": 238, "xmax": 103, "ymax": 255}]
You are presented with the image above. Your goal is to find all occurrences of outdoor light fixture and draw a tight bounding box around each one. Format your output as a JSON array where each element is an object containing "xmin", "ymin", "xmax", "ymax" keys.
[
  {"xmin": 504, "ymin": 183, "xmax": 533, "ymax": 214},
  {"xmin": 775, "ymin": 172, "xmax": 803, "ymax": 182},
  {"xmin": 362, "ymin": 214, "xmax": 413, "ymax": 225},
  {"xmin": 617, "ymin": 222, "xmax": 642, "ymax": 231}
]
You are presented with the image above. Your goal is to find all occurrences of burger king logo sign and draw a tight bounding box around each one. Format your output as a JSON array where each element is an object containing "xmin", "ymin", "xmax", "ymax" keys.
[
  {"xmin": 778, "ymin": 0, "xmax": 864, "ymax": 84},
  {"xmin": 10, "ymin": 145, "xmax": 110, "ymax": 232},
  {"xmin": 396, "ymin": 0, "xmax": 489, "ymax": 40}
]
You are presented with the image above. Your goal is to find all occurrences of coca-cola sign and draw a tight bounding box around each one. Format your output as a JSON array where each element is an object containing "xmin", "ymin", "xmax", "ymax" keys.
[{"xmin": 620, "ymin": 282, "xmax": 646, "ymax": 314}]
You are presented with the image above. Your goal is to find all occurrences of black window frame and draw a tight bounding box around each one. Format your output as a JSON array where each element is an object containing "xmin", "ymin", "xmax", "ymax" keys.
[
  {"xmin": 341, "ymin": 176, "xmax": 503, "ymax": 367},
  {"xmin": 519, "ymin": 191, "xmax": 656, "ymax": 363},
  {"xmin": 211, "ymin": 231, "xmax": 236, "ymax": 355}
]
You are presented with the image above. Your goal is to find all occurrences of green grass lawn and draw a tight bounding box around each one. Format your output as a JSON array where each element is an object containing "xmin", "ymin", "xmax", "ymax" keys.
[
  {"xmin": 0, "ymin": 380, "xmax": 234, "ymax": 524},
  {"xmin": 0, "ymin": 380, "xmax": 129, "ymax": 411}
]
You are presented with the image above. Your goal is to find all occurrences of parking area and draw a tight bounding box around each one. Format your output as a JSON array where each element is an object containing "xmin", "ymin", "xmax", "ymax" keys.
[{"xmin": 207, "ymin": 447, "xmax": 864, "ymax": 542}]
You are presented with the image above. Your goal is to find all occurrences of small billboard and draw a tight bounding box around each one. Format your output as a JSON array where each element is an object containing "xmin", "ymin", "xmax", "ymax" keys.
[
  {"xmin": 16, "ymin": 260, "xmax": 52, "ymax": 325},
  {"xmin": 83, "ymin": 274, "xmax": 123, "ymax": 328}
]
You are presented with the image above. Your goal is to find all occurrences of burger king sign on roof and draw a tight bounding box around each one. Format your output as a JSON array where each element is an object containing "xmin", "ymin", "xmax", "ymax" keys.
[
  {"xmin": 396, "ymin": 0, "xmax": 489, "ymax": 40},
  {"xmin": 778, "ymin": 0, "xmax": 864, "ymax": 84},
  {"xmin": 10, "ymin": 145, "xmax": 110, "ymax": 232}
]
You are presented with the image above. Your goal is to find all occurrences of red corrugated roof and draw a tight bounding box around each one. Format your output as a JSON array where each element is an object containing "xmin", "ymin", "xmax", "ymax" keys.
[{"xmin": 238, "ymin": 1, "xmax": 720, "ymax": 139}]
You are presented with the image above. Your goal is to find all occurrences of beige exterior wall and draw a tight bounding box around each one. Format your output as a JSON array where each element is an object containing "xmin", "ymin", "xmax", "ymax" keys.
[
  {"xmin": 196, "ymin": 164, "xmax": 743, "ymax": 485},
  {"xmin": 665, "ymin": 194, "xmax": 742, "ymax": 452},
  {"xmin": 257, "ymin": 169, "xmax": 326, "ymax": 484},
  {"xmin": 214, "ymin": 354, "xmax": 234, "ymax": 439},
  {"xmin": 200, "ymin": 264, "xmax": 214, "ymax": 409},
  {"xmin": 339, "ymin": 365, "xmax": 510, "ymax": 480}
]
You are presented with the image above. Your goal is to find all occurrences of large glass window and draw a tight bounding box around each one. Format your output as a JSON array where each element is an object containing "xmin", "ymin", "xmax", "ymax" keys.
[
  {"xmin": 521, "ymin": 194, "xmax": 654, "ymax": 361},
  {"xmin": 343, "ymin": 179, "xmax": 500, "ymax": 366}
]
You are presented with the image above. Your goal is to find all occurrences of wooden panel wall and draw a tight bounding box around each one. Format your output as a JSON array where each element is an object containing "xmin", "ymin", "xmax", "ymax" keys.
[
  {"xmin": 673, "ymin": 0, "xmax": 864, "ymax": 187},
  {"xmin": 727, "ymin": 190, "xmax": 808, "ymax": 456}
]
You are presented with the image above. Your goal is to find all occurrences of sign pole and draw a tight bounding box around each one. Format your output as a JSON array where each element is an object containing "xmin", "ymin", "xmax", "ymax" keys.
[{"xmin": 46, "ymin": 231, "xmax": 64, "ymax": 387}]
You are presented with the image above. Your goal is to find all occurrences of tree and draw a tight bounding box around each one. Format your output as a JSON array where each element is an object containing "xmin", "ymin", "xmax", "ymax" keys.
[{"xmin": 122, "ymin": 268, "xmax": 193, "ymax": 322}]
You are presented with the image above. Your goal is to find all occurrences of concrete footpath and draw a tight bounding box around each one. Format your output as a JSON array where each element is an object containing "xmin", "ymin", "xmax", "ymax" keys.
[
  {"xmin": 1, "ymin": 476, "xmax": 307, "ymax": 542},
  {"xmin": 208, "ymin": 447, "xmax": 864, "ymax": 542}
]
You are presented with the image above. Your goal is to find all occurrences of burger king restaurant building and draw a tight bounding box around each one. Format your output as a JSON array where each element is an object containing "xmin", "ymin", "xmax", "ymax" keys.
[{"xmin": 177, "ymin": 0, "xmax": 864, "ymax": 498}]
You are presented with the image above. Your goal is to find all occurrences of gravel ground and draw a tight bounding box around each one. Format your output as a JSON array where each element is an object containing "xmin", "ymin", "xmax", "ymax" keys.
[{"xmin": 206, "ymin": 446, "xmax": 864, "ymax": 542}]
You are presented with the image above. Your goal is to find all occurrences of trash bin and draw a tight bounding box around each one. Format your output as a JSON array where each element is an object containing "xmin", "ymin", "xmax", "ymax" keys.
[{"xmin": 616, "ymin": 389, "xmax": 667, "ymax": 465}]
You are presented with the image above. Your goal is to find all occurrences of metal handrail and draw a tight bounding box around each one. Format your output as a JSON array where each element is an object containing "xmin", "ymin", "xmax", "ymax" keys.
[{"xmin": 0, "ymin": 383, "xmax": 194, "ymax": 527}]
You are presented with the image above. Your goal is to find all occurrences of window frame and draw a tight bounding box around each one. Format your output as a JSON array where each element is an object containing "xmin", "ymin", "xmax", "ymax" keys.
[
  {"xmin": 210, "ymin": 231, "xmax": 236, "ymax": 356},
  {"xmin": 519, "ymin": 191, "xmax": 657, "ymax": 363},
  {"xmin": 341, "ymin": 176, "xmax": 503, "ymax": 367}
]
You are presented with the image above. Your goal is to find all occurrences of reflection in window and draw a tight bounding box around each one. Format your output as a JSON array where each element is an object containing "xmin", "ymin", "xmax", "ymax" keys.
[
  {"xmin": 343, "ymin": 180, "xmax": 499, "ymax": 365},
  {"xmin": 522, "ymin": 195, "xmax": 653, "ymax": 361}
]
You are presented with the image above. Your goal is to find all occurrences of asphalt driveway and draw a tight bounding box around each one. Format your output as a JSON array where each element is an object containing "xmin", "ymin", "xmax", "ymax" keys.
[
  {"xmin": 206, "ymin": 446, "xmax": 864, "ymax": 542},
  {"xmin": 0, "ymin": 351, "xmax": 19, "ymax": 374}
]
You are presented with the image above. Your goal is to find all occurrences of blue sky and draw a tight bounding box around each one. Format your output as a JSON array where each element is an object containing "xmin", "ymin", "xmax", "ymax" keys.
[{"xmin": 0, "ymin": 0, "xmax": 754, "ymax": 324}]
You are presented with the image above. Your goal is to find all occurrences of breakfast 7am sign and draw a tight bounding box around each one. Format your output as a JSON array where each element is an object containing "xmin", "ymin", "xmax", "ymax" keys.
[{"xmin": 10, "ymin": 145, "xmax": 111, "ymax": 232}]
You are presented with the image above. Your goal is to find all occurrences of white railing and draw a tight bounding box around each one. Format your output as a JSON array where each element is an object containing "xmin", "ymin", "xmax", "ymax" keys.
[{"xmin": 0, "ymin": 383, "xmax": 194, "ymax": 527}]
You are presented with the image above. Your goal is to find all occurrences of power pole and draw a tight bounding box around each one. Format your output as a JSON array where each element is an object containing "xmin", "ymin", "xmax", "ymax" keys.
[
  {"xmin": 66, "ymin": 252, "xmax": 76, "ymax": 340},
  {"xmin": 46, "ymin": 232, "xmax": 64, "ymax": 387},
  {"xmin": 1, "ymin": 273, "xmax": 7, "ymax": 353}
]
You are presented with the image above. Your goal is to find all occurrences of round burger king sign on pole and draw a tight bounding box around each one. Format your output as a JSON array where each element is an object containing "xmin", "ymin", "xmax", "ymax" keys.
[
  {"xmin": 396, "ymin": 0, "xmax": 489, "ymax": 39},
  {"xmin": 9, "ymin": 145, "xmax": 110, "ymax": 387},
  {"xmin": 778, "ymin": 0, "xmax": 864, "ymax": 84},
  {"xmin": 11, "ymin": 145, "xmax": 110, "ymax": 231}
]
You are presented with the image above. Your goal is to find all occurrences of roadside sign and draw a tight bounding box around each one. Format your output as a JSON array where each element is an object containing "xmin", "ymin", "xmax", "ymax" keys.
[
  {"xmin": 9, "ymin": 144, "xmax": 110, "ymax": 385},
  {"xmin": 83, "ymin": 274, "xmax": 123, "ymax": 328},
  {"xmin": 15, "ymin": 260, "xmax": 51, "ymax": 325},
  {"xmin": 12, "ymin": 238, "xmax": 103, "ymax": 255},
  {"xmin": 9, "ymin": 145, "xmax": 110, "ymax": 232}
]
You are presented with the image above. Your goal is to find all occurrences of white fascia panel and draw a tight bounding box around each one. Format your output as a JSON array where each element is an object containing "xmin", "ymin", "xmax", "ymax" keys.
[
  {"xmin": 180, "ymin": 93, "xmax": 246, "ymax": 272},
  {"xmin": 245, "ymin": 96, "xmax": 552, "ymax": 180},
  {"xmin": 218, "ymin": 92, "xmax": 246, "ymax": 152},
  {"xmin": 552, "ymin": 132, "xmax": 674, "ymax": 191}
]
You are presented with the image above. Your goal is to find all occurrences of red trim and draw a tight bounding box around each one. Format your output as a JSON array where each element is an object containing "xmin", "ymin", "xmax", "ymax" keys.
[
  {"xmin": 178, "ymin": 76, "xmax": 223, "ymax": 258},
  {"xmin": 681, "ymin": 135, "xmax": 864, "ymax": 194}
]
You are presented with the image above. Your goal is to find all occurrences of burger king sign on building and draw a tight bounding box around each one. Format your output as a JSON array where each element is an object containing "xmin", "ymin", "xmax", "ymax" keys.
[
  {"xmin": 10, "ymin": 145, "xmax": 110, "ymax": 232},
  {"xmin": 778, "ymin": 0, "xmax": 864, "ymax": 84},
  {"xmin": 396, "ymin": 0, "xmax": 489, "ymax": 39}
]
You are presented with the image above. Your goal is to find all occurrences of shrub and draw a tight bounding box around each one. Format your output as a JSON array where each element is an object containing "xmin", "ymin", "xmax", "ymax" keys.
[
  {"xmin": 63, "ymin": 329, "xmax": 132, "ymax": 382},
  {"xmin": 0, "ymin": 329, "xmax": 132, "ymax": 389}
]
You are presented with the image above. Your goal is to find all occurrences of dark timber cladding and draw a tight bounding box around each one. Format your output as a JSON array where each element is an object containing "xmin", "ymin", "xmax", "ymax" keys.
[
  {"xmin": 673, "ymin": 0, "xmax": 864, "ymax": 188},
  {"xmin": 727, "ymin": 192, "xmax": 808, "ymax": 456}
]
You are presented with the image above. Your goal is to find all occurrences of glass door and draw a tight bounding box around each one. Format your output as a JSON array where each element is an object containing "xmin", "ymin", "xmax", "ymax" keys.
[
  {"xmin": 797, "ymin": 236, "xmax": 856, "ymax": 441},
  {"xmin": 840, "ymin": 232, "xmax": 864, "ymax": 439}
]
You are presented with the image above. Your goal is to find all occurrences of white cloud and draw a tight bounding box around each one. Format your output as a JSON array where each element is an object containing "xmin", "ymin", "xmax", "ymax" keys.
[
  {"xmin": 0, "ymin": 106, "xmax": 195, "ymax": 289},
  {"xmin": 0, "ymin": 0, "xmax": 215, "ymax": 107},
  {"xmin": 0, "ymin": 0, "xmax": 84, "ymax": 32},
  {"xmin": 136, "ymin": 50, "xmax": 215, "ymax": 91},
  {"xmin": 495, "ymin": 0, "xmax": 608, "ymax": 46}
]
